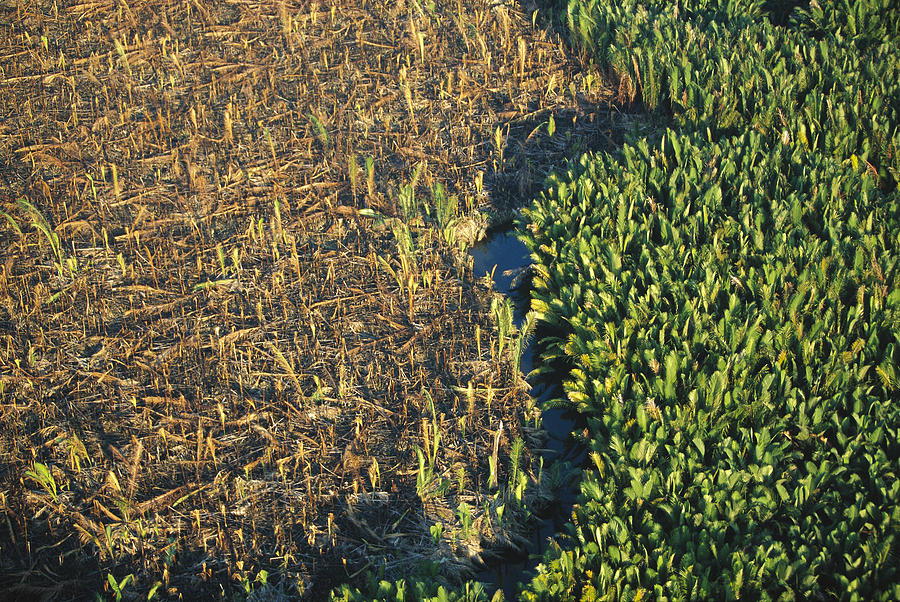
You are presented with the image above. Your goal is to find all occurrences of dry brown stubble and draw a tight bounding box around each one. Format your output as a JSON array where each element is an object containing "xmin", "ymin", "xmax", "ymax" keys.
[{"xmin": 0, "ymin": 0, "xmax": 626, "ymax": 597}]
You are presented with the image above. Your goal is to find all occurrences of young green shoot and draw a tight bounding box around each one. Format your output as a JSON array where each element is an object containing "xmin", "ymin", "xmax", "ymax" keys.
[{"xmin": 25, "ymin": 462, "xmax": 59, "ymax": 503}]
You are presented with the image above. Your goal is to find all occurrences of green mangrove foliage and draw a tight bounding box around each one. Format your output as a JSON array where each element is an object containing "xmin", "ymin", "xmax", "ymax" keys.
[
  {"xmin": 515, "ymin": 0, "xmax": 900, "ymax": 599},
  {"xmin": 521, "ymin": 128, "xmax": 900, "ymax": 598},
  {"xmin": 565, "ymin": 0, "xmax": 899, "ymax": 190}
]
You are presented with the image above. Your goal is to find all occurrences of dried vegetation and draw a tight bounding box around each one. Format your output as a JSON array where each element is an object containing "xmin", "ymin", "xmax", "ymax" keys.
[{"xmin": 0, "ymin": 0, "xmax": 620, "ymax": 597}]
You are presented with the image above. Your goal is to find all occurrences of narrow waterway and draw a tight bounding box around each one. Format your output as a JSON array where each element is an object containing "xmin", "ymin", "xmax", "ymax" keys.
[{"xmin": 470, "ymin": 229, "xmax": 584, "ymax": 599}]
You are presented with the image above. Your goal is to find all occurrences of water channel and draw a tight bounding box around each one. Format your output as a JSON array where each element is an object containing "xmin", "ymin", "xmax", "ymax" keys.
[{"xmin": 469, "ymin": 229, "xmax": 585, "ymax": 599}]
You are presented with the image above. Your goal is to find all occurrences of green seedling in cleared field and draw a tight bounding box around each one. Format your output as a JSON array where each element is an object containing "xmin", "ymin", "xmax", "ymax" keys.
[
  {"xmin": 487, "ymin": 454, "xmax": 498, "ymax": 490},
  {"xmin": 308, "ymin": 113, "xmax": 329, "ymax": 150},
  {"xmin": 490, "ymin": 296, "xmax": 514, "ymax": 357},
  {"xmin": 396, "ymin": 162, "xmax": 425, "ymax": 220},
  {"xmin": 488, "ymin": 420, "xmax": 502, "ymax": 489},
  {"xmin": 192, "ymin": 278, "xmax": 236, "ymax": 291},
  {"xmin": 508, "ymin": 436, "xmax": 523, "ymax": 493},
  {"xmin": 511, "ymin": 310, "xmax": 536, "ymax": 384},
  {"xmin": 416, "ymin": 392, "xmax": 444, "ymax": 499},
  {"xmin": 428, "ymin": 182, "xmax": 461, "ymax": 247},
  {"xmin": 104, "ymin": 572, "xmax": 134, "ymax": 602},
  {"xmin": 383, "ymin": 220, "xmax": 421, "ymax": 318},
  {"xmin": 377, "ymin": 254, "xmax": 404, "ymax": 292},
  {"xmin": 25, "ymin": 462, "xmax": 59, "ymax": 503},
  {"xmin": 415, "ymin": 446, "xmax": 434, "ymax": 499},
  {"xmin": 365, "ymin": 156, "xmax": 375, "ymax": 198},
  {"xmin": 216, "ymin": 243, "xmax": 227, "ymax": 276},
  {"xmin": 391, "ymin": 220, "xmax": 416, "ymax": 269},
  {"xmin": 114, "ymin": 38, "xmax": 131, "ymax": 78},
  {"xmin": 240, "ymin": 569, "xmax": 270, "ymax": 597},
  {"xmin": 311, "ymin": 375, "xmax": 329, "ymax": 402},
  {"xmin": 509, "ymin": 438, "xmax": 529, "ymax": 507},
  {"xmin": 495, "ymin": 502, "xmax": 504, "ymax": 524},
  {"xmin": 456, "ymin": 502, "xmax": 474, "ymax": 540},
  {"xmin": 0, "ymin": 208, "xmax": 23, "ymax": 239},
  {"xmin": 17, "ymin": 199, "xmax": 76, "ymax": 278},
  {"xmin": 429, "ymin": 522, "xmax": 443, "ymax": 544},
  {"xmin": 398, "ymin": 181, "xmax": 417, "ymax": 220}
]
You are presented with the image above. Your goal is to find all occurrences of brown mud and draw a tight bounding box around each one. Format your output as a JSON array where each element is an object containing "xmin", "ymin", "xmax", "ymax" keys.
[{"xmin": 0, "ymin": 0, "xmax": 627, "ymax": 597}]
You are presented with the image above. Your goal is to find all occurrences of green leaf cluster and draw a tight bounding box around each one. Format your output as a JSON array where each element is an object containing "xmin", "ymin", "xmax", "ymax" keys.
[
  {"xmin": 522, "ymin": 128, "xmax": 900, "ymax": 599},
  {"xmin": 565, "ymin": 0, "xmax": 899, "ymax": 190},
  {"xmin": 518, "ymin": 2, "xmax": 900, "ymax": 598}
]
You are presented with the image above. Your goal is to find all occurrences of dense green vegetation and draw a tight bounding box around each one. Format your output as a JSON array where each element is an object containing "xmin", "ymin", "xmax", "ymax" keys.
[
  {"xmin": 564, "ymin": 0, "xmax": 898, "ymax": 190},
  {"xmin": 522, "ymin": 128, "xmax": 899, "ymax": 600},
  {"xmin": 517, "ymin": 0, "xmax": 900, "ymax": 599}
]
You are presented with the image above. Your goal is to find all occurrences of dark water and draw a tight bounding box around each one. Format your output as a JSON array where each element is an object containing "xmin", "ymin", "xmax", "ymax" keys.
[{"xmin": 470, "ymin": 230, "xmax": 583, "ymax": 599}]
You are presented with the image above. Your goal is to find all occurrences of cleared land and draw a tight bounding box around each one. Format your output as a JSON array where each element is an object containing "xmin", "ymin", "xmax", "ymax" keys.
[{"xmin": 0, "ymin": 0, "xmax": 623, "ymax": 597}]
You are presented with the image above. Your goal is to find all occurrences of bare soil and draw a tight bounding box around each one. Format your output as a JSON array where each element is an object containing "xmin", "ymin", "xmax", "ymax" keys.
[{"xmin": 0, "ymin": 0, "xmax": 624, "ymax": 597}]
